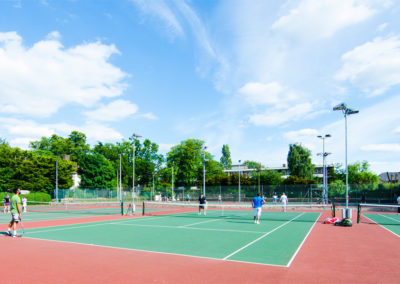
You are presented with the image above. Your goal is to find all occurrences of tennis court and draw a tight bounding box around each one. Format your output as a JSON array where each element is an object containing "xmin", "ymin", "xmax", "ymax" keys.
[
  {"xmin": 358, "ymin": 203, "xmax": 400, "ymax": 237},
  {"xmin": 19, "ymin": 206, "xmax": 320, "ymax": 266}
]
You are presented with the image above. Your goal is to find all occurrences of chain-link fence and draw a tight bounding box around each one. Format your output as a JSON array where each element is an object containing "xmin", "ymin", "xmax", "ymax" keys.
[{"xmin": 53, "ymin": 183, "xmax": 400, "ymax": 204}]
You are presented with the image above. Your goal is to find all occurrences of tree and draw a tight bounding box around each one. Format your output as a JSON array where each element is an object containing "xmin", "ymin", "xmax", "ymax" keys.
[
  {"xmin": 333, "ymin": 161, "xmax": 378, "ymax": 185},
  {"xmin": 258, "ymin": 170, "xmax": 283, "ymax": 185},
  {"xmin": 77, "ymin": 153, "xmax": 115, "ymax": 189},
  {"xmin": 243, "ymin": 160, "xmax": 262, "ymax": 169},
  {"xmin": 287, "ymin": 143, "xmax": 314, "ymax": 180},
  {"xmin": 220, "ymin": 144, "xmax": 232, "ymax": 169},
  {"xmin": 166, "ymin": 139, "xmax": 207, "ymax": 186}
]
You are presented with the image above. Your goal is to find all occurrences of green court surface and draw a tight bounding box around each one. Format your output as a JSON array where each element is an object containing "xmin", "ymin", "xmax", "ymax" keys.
[
  {"xmin": 22, "ymin": 210, "xmax": 320, "ymax": 266},
  {"xmin": 363, "ymin": 213, "xmax": 400, "ymax": 237}
]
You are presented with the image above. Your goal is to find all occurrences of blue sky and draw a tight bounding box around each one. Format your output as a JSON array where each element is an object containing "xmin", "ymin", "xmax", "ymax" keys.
[{"xmin": 1, "ymin": 0, "xmax": 400, "ymax": 174}]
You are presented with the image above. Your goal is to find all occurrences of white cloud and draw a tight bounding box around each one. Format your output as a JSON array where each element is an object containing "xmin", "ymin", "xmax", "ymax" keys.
[
  {"xmin": 132, "ymin": 0, "xmax": 184, "ymax": 38},
  {"xmin": 284, "ymin": 128, "xmax": 319, "ymax": 141},
  {"xmin": 361, "ymin": 144, "xmax": 400, "ymax": 152},
  {"xmin": 249, "ymin": 103, "xmax": 314, "ymax": 126},
  {"xmin": 272, "ymin": 0, "xmax": 379, "ymax": 40},
  {"xmin": 394, "ymin": 126, "xmax": 400, "ymax": 133},
  {"xmin": 0, "ymin": 31, "xmax": 128, "ymax": 117},
  {"xmin": 0, "ymin": 117, "xmax": 123, "ymax": 148},
  {"xmin": 158, "ymin": 143, "xmax": 174, "ymax": 153},
  {"xmin": 377, "ymin": 22, "xmax": 388, "ymax": 32},
  {"xmin": 139, "ymin": 112, "xmax": 158, "ymax": 120},
  {"xmin": 84, "ymin": 100, "xmax": 138, "ymax": 122},
  {"xmin": 238, "ymin": 82, "xmax": 297, "ymax": 107},
  {"xmin": 335, "ymin": 35, "xmax": 400, "ymax": 96}
]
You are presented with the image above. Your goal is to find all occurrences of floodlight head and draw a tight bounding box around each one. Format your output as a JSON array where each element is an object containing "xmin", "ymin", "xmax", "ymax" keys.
[
  {"xmin": 324, "ymin": 152, "xmax": 332, "ymax": 156},
  {"xmin": 333, "ymin": 102, "xmax": 347, "ymax": 111},
  {"xmin": 346, "ymin": 108, "xmax": 359, "ymax": 115},
  {"xmin": 326, "ymin": 134, "xmax": 331, "ymax": 138},
  {"xmin": 317, "ymin": 135, "xmax": 322, "ymax": 138},
  {"xmin": 238, "ymin": 160, "xmax": 241, "ymax": 163},
  {"xmin": 132, "ymin": 133, "xmax": 142, "ymax": 138}
]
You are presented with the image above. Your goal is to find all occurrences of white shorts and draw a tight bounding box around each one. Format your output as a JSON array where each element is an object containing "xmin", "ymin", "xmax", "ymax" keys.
[
  {"xmin": 11, "ymin": 213, "xmax": 20, "ymax": 222},
  {"xmin": 254, "ymin": 207, "xmax": 262, "ymax": 217}
]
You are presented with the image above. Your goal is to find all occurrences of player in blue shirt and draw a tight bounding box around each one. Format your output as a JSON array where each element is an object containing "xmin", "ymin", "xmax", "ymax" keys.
[{"xmin": 252, "ymin": 193, "xmax": 265, "ymax": 224}]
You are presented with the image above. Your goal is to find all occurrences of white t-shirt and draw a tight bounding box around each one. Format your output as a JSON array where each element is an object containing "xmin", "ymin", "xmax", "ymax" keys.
[
  {"xmin": 280, "ymin": 195, "xmax": 288, "ymax": 204},
  {"xmin": 22, "ymin": 198, "xmax": 27, "ymax": 206}
]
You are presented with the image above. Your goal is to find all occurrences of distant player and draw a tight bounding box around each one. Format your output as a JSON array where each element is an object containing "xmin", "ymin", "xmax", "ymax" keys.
[
  {"xmin": 252, "ymin": 193, "xmax": 265, "ymax": 224},
  {"xmin": 397, "ymin": 195, "xmax": 400, "ymax": 215},
  {"xmin": 22, "ymin": 197, "xmax": 27, "ymax": 213},
  {"xmin": 218, "ymin": 194, "xmax": 222, "ymax": 203},
  {"xmin": 280, "ymin": 192, "xmax": 288, "ymax": 212},
  {"xmin": 3, "ymin": 194, "xmax": 10, "ymax": 213},
  {"xmin": 272, "ymin": 192, "xmax": 278, "ymax": 204},
  {"xmin": 7, "ymin": 188, "xmax": 22, "ymax": 237},
  {"xmin": 185, "ymin": 194, "xmax": 190, "ymax": 203},
  {"xmin": 198, "ymin": 194, "xmax": 207, "ymax": 215}
]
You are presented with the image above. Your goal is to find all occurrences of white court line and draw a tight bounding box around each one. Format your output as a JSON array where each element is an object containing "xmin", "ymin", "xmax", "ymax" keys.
[
  {"xmin": 286, "ymin": 213, "xmax": 321, "ymax": 267},
  {"xmin": 180, "ymin": 218, "xmax": 220, "ymax": 227},
  {"xmin": 363, "ymin": 214, "xmax": 400, "ymax": 238},
  {"xmin": 22, "ymin": 236, "xmax": 288, "ymax": 267},
  {"xmin": 223, "ymin": 213, "xmax": 305, "ymax": 260},
  {"xmin": 110, "ymin": 222, "xmax": 264, "ymax": 234},
  {"xmin": 379, "ymin": 214, "xmax": 400, "ymax": 223},
  {"xmin": 25, "ymin": 215, "xmax": 170, "ymax": 234}
]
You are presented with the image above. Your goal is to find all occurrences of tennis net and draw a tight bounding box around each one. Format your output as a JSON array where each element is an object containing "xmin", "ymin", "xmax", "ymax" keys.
[
  {"xmin": 142, "ymin": 201, "xmax": 334, "ymax": 222},
  {"xmin": 357, "ymin": 203, "xmax": 400, "ymax": 224},
  {"xmin": 25, "ymin": 201, "xmax": 127, "ymax": 216}
]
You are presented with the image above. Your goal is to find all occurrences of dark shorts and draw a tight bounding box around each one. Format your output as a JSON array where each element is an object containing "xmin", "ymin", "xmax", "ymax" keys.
[{"xmin": 199, "ymin": 204, "xmax": 205, "ymax": 209}]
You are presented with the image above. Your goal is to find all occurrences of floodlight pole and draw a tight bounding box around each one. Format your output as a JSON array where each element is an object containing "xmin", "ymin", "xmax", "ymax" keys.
[
  {"xmin": 333, "ymin": 103, "xmax": 359, "ymax": 210},
  {"xmin": 119, "ymin": 154, "xmax": 122, "ymax": 202},
  {"xmin": 131, "ymin": 133, "xmax": 142, "ymax": 204},
  {"xmin": 203, "ymin": 146, "xmax": 207, "ymax": 196},
  {"xmin": 56, "ymin": 157, "xmax": 59, "ymax": 203},
  {"xmin": 317, "ymin": 134, "xmax": 331, "ymax": 204},
  {"xmin": 172, "ymin": 164, "xmax": 174, "ymax": 201},
  {"xmin": 238, "ymin": 160, "xmax": 241, "ymax": 203},
  {"xmin": 258, "ymin": 167, "xmax": 261, "ymax": 194}
]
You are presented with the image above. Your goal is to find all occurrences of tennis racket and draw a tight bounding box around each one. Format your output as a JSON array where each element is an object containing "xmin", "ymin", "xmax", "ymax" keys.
[{"xmin": 18, "ymin": 217, "xmax": 24, "ymax": 237}]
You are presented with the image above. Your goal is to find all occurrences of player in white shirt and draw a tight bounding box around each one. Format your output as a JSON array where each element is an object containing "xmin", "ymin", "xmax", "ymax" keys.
[
  {"xmin": 22, "ymin": 197, "xmax": 27, "ymax": 213},
  {"xmin": 280, "ymin": 192, "xmax": 288, "ymax": 212}
]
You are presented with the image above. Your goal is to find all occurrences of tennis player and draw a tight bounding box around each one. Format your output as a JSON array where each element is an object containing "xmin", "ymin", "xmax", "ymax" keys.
[
  {"xmin": 22, "ymin": 197, "xmax": 27, "ymax": 213},
  {"xmin": 7, "ymin": 188, "xmax": 22, "ymax": 237},
  {"xmin": 252, "ymin": 193, "xmax": 265, "ymax": 224},
  {"xmin": 280, "ymin": 192, "xmax": 288, "ymax": 212},
  {"xmin": 3, "ymin": 194, "xmax": 10, "ymax": 213},
  {"xmin": 198, "ymin": 194, "xmax": 207, "ymax": 215},
  {"xmin": 272, "ymin": 192, "xmax": 278, "ymax": 204},
  {"xmin": 397, "ymin": 195, "xmax": 400, "ymax": 215}
]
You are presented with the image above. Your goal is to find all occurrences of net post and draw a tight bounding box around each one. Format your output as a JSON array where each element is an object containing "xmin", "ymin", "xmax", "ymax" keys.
[
  {"xmin": 332, "ymin": 202, "xmax": 336, "ymax": 217},
  {"xmin": 357, "ymin": 203, "xmax": 361, "ymax": 223},
  {"xmin": 121, "ymin": 201, "xmax": 124, "ymax": 216},
  {"xmin": 142, "ymin": 201, "xmax": 145, "ymax": 216}
]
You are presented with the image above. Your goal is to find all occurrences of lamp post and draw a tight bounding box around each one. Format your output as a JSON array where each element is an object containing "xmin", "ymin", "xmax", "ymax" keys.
[
  {"xmin": 203, "ymin": 146, "xmax": 207, "ymax": 196},
  {"xmin": 317, "ymin": 134, "xmax": 331, "ymax": 204},
  {"xmin": 119, "ymin": 154, "xmax": 122, "ymax": 202},
  {"xmin": 131, "ymin": 133, "xmax": 142, "ymax": 204},
  {"xmin": 333, "ymin": 103, "xmax": 359, "ymax": 211},
  {"xmin": 258, "ymin": 166, "xmax": 261, "ymax": 194},
  {"xmin": 171, "ymin": 164, "xmax": 174, "ymax": 201},
  {"xmin": 238, "ymin": 160, "xmax": 241, "ymax": 203},
  {"xmin": 56, "ymin": 157, "xmax": 59, "ymax": 203}
]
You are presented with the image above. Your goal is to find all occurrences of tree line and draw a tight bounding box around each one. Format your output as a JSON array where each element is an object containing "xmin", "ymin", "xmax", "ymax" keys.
[{"xmin": 0, "ymin": 134, "xmax": 380, "ymax": 195}]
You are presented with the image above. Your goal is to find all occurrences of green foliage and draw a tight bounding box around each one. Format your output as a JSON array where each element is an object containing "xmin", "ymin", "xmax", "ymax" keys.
[
  {"xmin": 0, "ymin": 143, "xmax": 74, "ymax": 193},
  {"xmin": 166, "ymin": 139, "xmax": 208, "ymax": 186},
  {"xmin": 332, "ymin": 161, "xmax": 379, "ymax": 185},
  {"xmin": 77, "ymin": 153, "xmax": 115, "ymax": 189},
  {"xmin": 283, "ymin": 175, "xmax": 315, "ymax": 185},
  {"xmin": 24, "ymin": 192, "xmax": 52, "ymax": 202},
  {"xmin": 287, "ymin": 143, "xmax": 314, "ymax": 179},
  {"xmin": 220, "ymin": 144, "xmax": 232, "ymax": 169},
  {"xmin": 243, "ymin": 160, "xmax": 262, "ymax": 169},
  {"xmin": 258, "ymin": 170, "xmax": 283, "ymax": 185}
]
